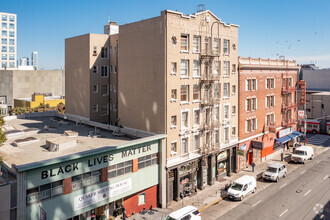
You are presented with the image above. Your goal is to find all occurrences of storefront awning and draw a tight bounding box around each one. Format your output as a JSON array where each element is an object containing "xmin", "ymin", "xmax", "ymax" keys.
[
  {"xmin": 275, "ymin": 135, "xmax": 292, "ymax": 144},
  {"xmin": 288, "ymin": 131, "xmax": 301, "ymax": 139}
]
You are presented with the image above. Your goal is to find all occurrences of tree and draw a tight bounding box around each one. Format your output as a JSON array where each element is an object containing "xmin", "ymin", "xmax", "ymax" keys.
[
  {"xmin": 57, "ymin": 102, "xmax": 65, "ymax": 114},
  {"xmin": 0, "ymin": 117, "xmax": 6, "ymax": 146}
]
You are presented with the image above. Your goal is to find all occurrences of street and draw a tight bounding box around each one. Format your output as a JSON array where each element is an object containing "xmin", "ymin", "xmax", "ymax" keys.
[{"xmin": 202, "ymin": 145, "xmax": 330, "ymax": 220}]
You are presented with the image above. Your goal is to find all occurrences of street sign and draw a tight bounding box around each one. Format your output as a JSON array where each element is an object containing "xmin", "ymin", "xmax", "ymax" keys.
[
  {"xmin": 237, "ymin": 150, "xmax": 245, "ymax": 156},
  {"xmin": 297, "ymin": 80, "xmax": 306, "ymax": 105},
  {"xmin": 269, "ymin": 121, "xmax": 276, "ymax": 133},
  {"xmin": 298, "ymin": 110, "xmax": 305, "ymax": 119}
]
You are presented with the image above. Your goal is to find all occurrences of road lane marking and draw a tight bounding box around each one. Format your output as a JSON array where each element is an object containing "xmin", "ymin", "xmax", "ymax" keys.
[
  {"xmin": 252, "ymin": 200, "xmax": 262, "ymax": 207},
  {"xmin": 301, "ymin": 170, "xmax": 306, "ymax": 174},
  {"xmin": 280, "ymin": 183, "xmax": 287, "ymax": 189},
  {"xmin": 316, "ymin": 160, "xmax": 321, "ymax": 164},
  {"xmin": 304, "ymin": 189, "xmax": 312, "ymax": 196},
  {"xmin": 324, "ymin": 175, "xmax": 328, "ymax": 180},
  {"xmin": 279, "ymin": 209, "xmax": 288, "ymax": 217}
]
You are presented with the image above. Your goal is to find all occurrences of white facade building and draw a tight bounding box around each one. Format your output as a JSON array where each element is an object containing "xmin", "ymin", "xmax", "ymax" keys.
[
  {"xmin": 31, "ymin": 51, "xmax": 38, "ymax": 70},
  {"xmin": 0, "ymin": 12, "xmax": 16, "ymax": 69}
]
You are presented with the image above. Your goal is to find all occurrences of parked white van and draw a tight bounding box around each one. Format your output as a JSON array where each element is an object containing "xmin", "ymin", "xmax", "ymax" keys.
[
  {"xmin": 291, "ymin": 145, "xmax": 314, "ymax": 164},
  {"xmin": 227, "ymin": 175, "xmax": 257, "ymax": 201},
  {"xmin": 166, "ymin": 206, "xmax": 201, "ymax": 220}
]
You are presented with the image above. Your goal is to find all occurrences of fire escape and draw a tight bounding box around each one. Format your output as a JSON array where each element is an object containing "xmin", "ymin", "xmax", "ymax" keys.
[
  {"xmin": 200, "ymin": 21, "xmax": 221, "ymax": 155},
  {"xmin": 281, "ymin": 72, "xmax": 297, "ymax": 128}
]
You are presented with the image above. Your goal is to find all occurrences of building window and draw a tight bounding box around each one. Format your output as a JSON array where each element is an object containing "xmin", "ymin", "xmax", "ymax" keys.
[
  {"xmin": 180, "ymin": 85, "xmax": 189, "ymax": 102},
  {"xmin": 101, "ymin": 47, "xmax": 108, "ymax": 58},
  {"xmin": 232, "ymin": 64, "xmax": 236, "ymax": 74},
  {"xmin": 271, "ymin": 78, "xmax": 275, "ymax": 88},
  {"xmin": 100, "ymin": 104, "xmax": 108, "ymax": 115},
  {"xmin": 1, "ymin": 30, "xmax": 6, "ymax": 37},
  {"xmin": 194, "ymin": 109, "xmax": 200, "ymax": 125},
  {"xmin": 92, "ymin": 66, "xmax": 97, "ymax": 74},
  {"xmin": 2, "ymin": 23, "xmax": 7, "ymax": 29},
  {"xmin": 224, "ymin": 127, "xmax": 229, "ymax": 141},
  {"xmin": 214, "ymin": 83, "xmax": 220, "ymax": 99},
  {"xmin": 252, "ymin": 118, "xmax": 257, "ymax": 131},
  {"xmin": 204, "ymin": 37, "xmax": 211, "ymax": 53},
  {"xmin": 9, "ymin": 23, "xmax": 14, "ymax": 30},
  {"xmin": 101, "ymin": 66, "xmax": 108, "ymax": 77},
  {"xmin": 92, "ymin": 85, "xmax": 98, "ymax": 93},
  {"xmin": 1, "ymin": 62, "xmax": 6, "ymax": 67},
  {"xmin": 171, "ymin": 89, "xmax": 177, "ymax": 101},
  {"xmin": 8, "ymin": 31, "xmax": 14, "ymax": 37},
  {"xmin": 171, "ymin": 62, "xmax": 177, "ymax": 74},
  {"xmin": 181, "ymin": 60, "xmax": 189, "ymax": 77},
  {"xmin": 223, "ymin": 83, "xmax": 230, "ymax": 98},
  {"xmin": 193, "ymin": 36, "xmax": 200, "ymax": 53},
  {"xmin": 266, "ymin": 95, "xmax": 275, "ymax": 108},
  {"xmin": 224, "ymin": 105, "xmax": 229, "ymax": 119},
  {"xmin": 138, "ymin": 153, "xmax": 158, "ymax": 169},
  {"xmin": 252, "ymin": 79, "xmax": 257, "ymax": 91},
  {"xmin": 2, "ymin": 15, "xmax": 7, "ymax": 21},
  {"xmin": 9, "ymin": 46, "xmax": 14, "ymax": 52},
  {"xmin": 181, "ymin": 111, "xmax": 189, "ymax": 129},
  {"xmin": 246, "ymin": 119, "xmax": 251, "ymax": 132},
  {"xmin": 138, "ymin": 193, "xmax": 146, "ymax": 205},
  {"xmin": 9, "ymin": 15, "xmax": 15, "ymax": 22},
  {"xmin": 193, "ymin": 134, "xmax": 201, "ymax": 151},
  {"xmin": 288, "ymin": 78, "xmax": 292, "ymax": 87},
  {"xmin": 171, "ymin": 115, "xmax": 177, "ymax": 128},
  {"xmin": 1, "ymin": 38, "xmax": 7, "ymax": 44},
  {"xmin": 113, "ymin": 85, "xmax": 117, "ymax": 92},
  {"xmin": 232, "ymin": 85, "xmax": 236, "ymax": 95},
  {"xmin": 1, "ymin": 46, "xmax": 6, "ymax": 52},
  {"xmin": 193, "ymin": 84, "xmax": 200, "ymax": 101},
  {"xmin": 213, "ymin": 38, "xmax": 220, "ymax": 54},
  {"xmin": 252, "ymin": 98, "xmax": 257, "ymax": 110},
  {"xmin": 193, "ymin": 60, "xmax": 200, "ymax": 77},
  {"xmin": 171, "ymin": 142, "xmax": 177, "ymax": 154},
  {"xmin": 223, "ymin": 61, "xmax": 229, "ymax": 76},
  {"xmin": 181, "ymin": 34, "xmax": 189, "ymax": 51},
  {"xmin": 26, "ymin": 180, "xmax": 63, "ymax": 205},
  {"xmin": 246, "ymin": 99, "xmax": 251, "ymax": 112},
  {"xmin": 9, "ymin": 39, "xmax": 14, "ymax": 45},
  {"xmin": 108, "ymin": 161, "xmax": 133, "ymax": 178},
  {"xmin": 2, "ymin": 54, "xmax": 7, "ymax": 60},
  {"xmin": 266, "ymin": 113, "xmax": 275, "ymax": 126},
  {"xmin": 246, "ymin": 79, "xmax": 251, "ymax": 91},
  {"xmin": 232, "ymin": 105, "xmax": 236, "ymax": 115},
  {"xmin": 213, "ymin": 61, "xmax": 219, "ymax": 75},
  {"xmin": 93, "ymin": 46, "xmax": 97, "ymax": 55},
  {"xmin": 232, "ymin": 127, "xmax": 236, "ymax": 136},
  {"xmin": 181, "ymin": 137, "xmax": 189, "ymax": 155},
  {"xmin": 223, "ymin": 39, "xmax": 229, "ymax": 55},
  {"xmin": 101, "ymin": 85, "xmax": 108, "ymax": 96},
  {"xmin": 8, "ymin": 54, "xmax": 14, "ymax": 61},
  {"xmin": 214, "ymin": 129, "xmax": 219, "ymax": 143},
  {"xmin": 71, "ymin": 170, "xmax": 101, "ymax": 191},
  {"xmin": 214, "ymin": 106, "xmax": 219, "ymax": 121},
  {"xmin": 93, "ymin": 104, "xmax": 98, "ymax": 112}
]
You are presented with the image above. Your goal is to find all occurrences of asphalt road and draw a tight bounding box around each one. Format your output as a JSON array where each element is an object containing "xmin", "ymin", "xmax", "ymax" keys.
[{"xmin": 215, "ymin": 148, "xmax": 330, "ymax": 220}]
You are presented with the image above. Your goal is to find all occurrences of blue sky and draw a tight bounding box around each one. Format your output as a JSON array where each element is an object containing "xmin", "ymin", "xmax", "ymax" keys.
[{"xmin": 2, "ymin": 0, "xmax": 330, "ymax": 69}]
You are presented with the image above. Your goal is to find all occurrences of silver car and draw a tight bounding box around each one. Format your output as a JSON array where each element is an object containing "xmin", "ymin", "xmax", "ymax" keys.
[{"xmin": 262, "ymin": 162, "xmax": 287, "ymax": 182}]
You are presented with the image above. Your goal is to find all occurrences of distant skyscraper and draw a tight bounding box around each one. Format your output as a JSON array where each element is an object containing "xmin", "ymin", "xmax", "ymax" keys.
[
  {"xmin": 31, "ymin": 51, "xmax": 38, "ymax": 70},
  {"xmin": 20, "ymin": 57, "xmax": 29, "ymax": 66},
  {"xmin": 0, "ymin": 12, "xmax": 17, "ymax": 69}
]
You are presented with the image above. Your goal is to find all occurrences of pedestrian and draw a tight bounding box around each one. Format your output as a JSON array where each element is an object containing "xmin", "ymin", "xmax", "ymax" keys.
[
  {"xmin": 251, "ymin": 161, "xmax": 255, "ymax": 172},
  {"xmin": 122, "ymin": 207, "xmax": 127, "ymax": 220}
]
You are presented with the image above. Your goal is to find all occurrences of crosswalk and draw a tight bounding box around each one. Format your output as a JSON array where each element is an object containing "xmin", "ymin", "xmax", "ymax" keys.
[{"xmin": 306, "ymin": 134, "xmax": 330, "ymax": 146}]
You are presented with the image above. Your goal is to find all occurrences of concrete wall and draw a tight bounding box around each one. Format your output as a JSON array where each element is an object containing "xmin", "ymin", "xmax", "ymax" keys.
[
  {"xmin": 65, "ymin": 34, "xmax": 91, "ymax": 119},
  {"xmin": 0, "ymin": 70, "xmax": 65, "ymax": 108},
  {"xmin": 118, "ymin": 15, "xmax": 166, "ymax": 133},
  {"xmin": 305, "ymin": 92, "xmax": 330, "ymax": 119},
  {"xmin": 302, "ymin": 69, "xmax": 330, "ymax": 91},
  {"xmin": 0, "ymin": 183, "xmax": 11, "ymax": 219}
]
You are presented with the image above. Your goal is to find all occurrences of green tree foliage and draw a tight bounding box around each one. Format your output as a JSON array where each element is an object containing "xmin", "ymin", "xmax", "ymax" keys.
[{"xmin": 0, "ymin": 117, "xmax": 7, "ymax": 146}]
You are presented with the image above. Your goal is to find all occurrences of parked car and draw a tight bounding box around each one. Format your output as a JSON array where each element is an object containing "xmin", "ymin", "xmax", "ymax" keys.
[
  {"xmin": 291, "ymin": 145, "xmax": 314, "ymax": 164},
  {"xmin": 227, "ymin": 175, "xmax": 256, "ymax": 201},
  {"xmin": 262, "ymin": 162, "xmax": 287, "ymax": 182},
  {"xmin": 166, "ymin": 205, "xmax": 201, "ymax": 220}
]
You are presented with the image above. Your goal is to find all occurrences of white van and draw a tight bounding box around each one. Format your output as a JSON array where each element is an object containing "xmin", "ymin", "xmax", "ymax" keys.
[
  {"xmin": 166, "ymin": 206, "xmax": 201, "ymax": 220},
  {"xmin": 291, "ymin": 145, "xmax": 314, "ymax": 164},
  {"xmin": 227, "ymin": 175, "xmax": 257, "ymax": 201}
]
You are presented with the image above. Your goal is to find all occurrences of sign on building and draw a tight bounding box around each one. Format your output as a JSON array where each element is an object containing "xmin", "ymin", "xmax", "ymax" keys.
[
  {"xmin": 251, "ymin": 141, "xmax": 264, "ymax": 150},
  {"xmin": 297, "ymin": 80, "xmax": 306, "ymax": 105},
  {"xmin": 278, "ymin": 127, "xmax": 293, "ymax": 138},
  {"xmin": 269, "ymin": 121, "xmax": 276, "ymax": 133},
  {"xmin": 237, "ymin": 150, "xmax": 245, "ymax": 156},
  {"xmin": 298, "ymin": 110, "xmax": 305, "ymax": 119}
]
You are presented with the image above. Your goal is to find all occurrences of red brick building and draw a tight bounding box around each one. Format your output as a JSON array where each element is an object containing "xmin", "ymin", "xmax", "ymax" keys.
[{"xmin": 237, "ymin": 57, "xmax": 300, "ymax": 170}]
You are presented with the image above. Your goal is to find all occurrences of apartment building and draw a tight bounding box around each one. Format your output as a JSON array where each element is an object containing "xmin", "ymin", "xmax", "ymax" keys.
[
  {"xmin": 118, "ymin": 10, "xmax": 239, "ymax": 204},
  {"xmin": 0, "ymin": 12, "xmax": 17, "ymax": 69},
  {"xmin": 65, "ymin": 21, "xmax": 119, "ymax": 124},
  {"xmin": 238, "ymin": 57, "xmax": 300, "ymax": 170}
]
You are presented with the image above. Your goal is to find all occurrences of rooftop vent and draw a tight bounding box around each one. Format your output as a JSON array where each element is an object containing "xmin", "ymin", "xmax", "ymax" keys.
[
  {"xmin": 13, "ymin": 137, "xmax": 39, "ymax": 147},
  {"xmin": 46, "ymin": 136, "xmax": 77, "ymax": 152},
  {"xmin": 64, "ymin": 130, "xmax": 78, "ymax": 137}
]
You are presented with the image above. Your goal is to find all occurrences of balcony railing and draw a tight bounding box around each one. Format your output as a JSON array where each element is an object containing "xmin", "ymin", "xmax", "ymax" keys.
[
  {"xmin": 281, "ymin": 119, "xmax": 296, "ymax": 127},
  {"xmin": 282, "ymin": 86, "xmax": 297, "ymax": 93},
  {"xmin": 281, "ymin": 102, "xmax": 298, "ymax": 110},
  {"xmin": 200, "ymin": 49, "xmax": 220, "ymax": 57}
]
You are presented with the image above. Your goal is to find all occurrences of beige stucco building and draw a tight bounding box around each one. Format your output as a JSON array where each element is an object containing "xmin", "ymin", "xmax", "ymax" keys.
[{"xmin": 66, "ymin": 10, "xmax": 239, "ymax": 205}]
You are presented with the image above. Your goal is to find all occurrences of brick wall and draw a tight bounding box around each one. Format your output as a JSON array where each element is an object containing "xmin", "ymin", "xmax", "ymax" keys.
[{"xmin": 63, "ymin": 178, "xmax": 72, "ymax": 195}]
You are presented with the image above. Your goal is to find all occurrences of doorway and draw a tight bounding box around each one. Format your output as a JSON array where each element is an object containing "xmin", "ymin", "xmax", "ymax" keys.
[{"xmin": 248, "ymin": 151, "xmax": 253, "ymax": 165}]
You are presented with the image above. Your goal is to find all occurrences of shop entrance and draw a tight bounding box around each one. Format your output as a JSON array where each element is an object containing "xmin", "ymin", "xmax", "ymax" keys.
[{"xmin": 248, "ymin": 151, "xmax": 253, "ymax": 165}]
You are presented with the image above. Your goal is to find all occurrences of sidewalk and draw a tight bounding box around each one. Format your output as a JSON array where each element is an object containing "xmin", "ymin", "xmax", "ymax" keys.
[{"xmin": 127, "ymin": 149, "xmax": 292, "ymax": 220}]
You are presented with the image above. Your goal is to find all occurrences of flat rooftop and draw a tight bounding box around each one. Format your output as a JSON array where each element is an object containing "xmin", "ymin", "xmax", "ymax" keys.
[{"xmin": 0, "ymin": 116, "xmax": 138, "ymax": 167}]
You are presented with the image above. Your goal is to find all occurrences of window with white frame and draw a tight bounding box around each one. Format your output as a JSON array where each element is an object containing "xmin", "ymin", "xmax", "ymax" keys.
[
  {"xmin": 92, "ymin": 104, "xmax": 98, "ymax": 112},
  {"xmin": 213, "ymin": 38, "xmax": 220, "ymax": 54},
  {"xmin": 181, "ymin": 137, "xmax": 189, "ymax": 155},
  {"xmin": 224, "ymin": 127, "xmax": 229, "ymax": 141},
  {"xmin": 214, "ymin": 83, "xmax": 220, "ymax": 99},
  {"xmin": 251, "ymin": 118, "xmax": 257, "ymax": 131},
  {"xmin": 92, "ymin": 66, "xmax": 97, "ymax": 74},
  {"xmin": 246, "ymin": 79, "xmax": 251, "ymax": 91},
  {"xmin": 193, "ymin": 134, "xmax": 200, "ymax": 151},
  {"xmin": 101, "ymin": 66, "xmax": 108, "ymax": 77},
  {"xmin": 171, "ymin": 89, "xmax": 177, "ymax": 101},
  {"xmin": 171, "ymin": 142, "xmax": 177, "ymax": 154},
  {"xmin": 214, "ymin": 106, "xmax": 220, "ymax": 121},
  {"xmin": 232, "ymin": 126, "xmax": 236, "ymax": 136},
  {"xmin": 181, "ymin": 111, "xmax": 189, "ymax": 129},
  {"xmin": 214, "ymin": 130, "xmax": 219, "ymax": 143},
  {"xmin": 213, "ymin": 61, "xmax": 219, "ymax": 75},
  {"xmin": 193, "ymin": 36, "xmax": 200, "ymax": 53},
  {"xmin": 138, "ymin": 193, "xmax": 146, "ymax": 205},
  {"xmin": 204, "ymin": 37, "xmax": 210, "ymax": 53},
  {"xmin": 223, "ymin": 83, "xmax": 230, "ymax": 98},
  {"xmin": 271, "ymin": 78, "xmax": 275, "ymax": 88},
  {"xmin": 232, "ymin": 85, "xmax": 236, "ymax": 95},
  {"xmin": 246, "ymin": 99, "xmax": 251, "ymax": 112},
  {"xmin": 101, "ymin": 47, "xmax": 108, "ymax": 58},
  {"xmin": 171, "ymin": 62, "xmax": 177, "ymax": 74},
  {"xmin": 193, "ymin": 84, "xmax": 200, "ymax": 101},
  {"xmin": 288, "ymin": 78, "xmax": 292, "ymax": 87},
  {"xmin": 232, "ymin": 105, "xmax": 236, "ymax": 115},
  {"xmin": 224, "ymin": 105, "xmax": 229, "ymax": 119},
  {"xmin": 101, "ymin": 85, "xmax": 108, "ymax": 96},
  {"xmin": 252, "ymin": 98, "xmax": 257, "ymax": 110},
  {"xmin": 265, "ymin": 113, "xmax": 275, "ymax": 126},
  {"xmin": 266, "ymin": 95, "xmax": 275, "ymax": 108},
  {"xmin": 205, "ymin": 108, "xmax": 211, "ymax": 124},
  {"xmin": 223, "ymin": 39, "xmax": 229, "ymax": 55},
  {"xmin": 232, "ymin": 64, "xmax": 236, "ymax": 74},
  {"xmin": 223, "ymin": 61, "xmax": 229, "ymax": 76},
  {"xmin": 193, "ymin": 109, "xmax": 200, "ymax": 126},
  {"xmin": 246, "ymin": 119, "xmax": 251, "ymax": 132},
  {"xmin": 181, "ymin": 34, "xmax": 189, "ymax": 51},
  {"xmin": 92, "ymin": 85, "xmax": 98, "ymax": 93},
  {"xmin": 181, "ymin": 60, "xmax": 189, "ymax": 77},
  {"xmin": 252, "ymin": 79, "xmax": 257, "ymax": 91},
  {"xmin": 181, "ymin": 85, "xmax": 189, "ymax": 102},
  {"xmin": 193, "ymin": 60, "xmax": 200, "ymax": 77},
  {"xmin": 171, "ymin": 116, "xmax": 177, "ymax": 128}
]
